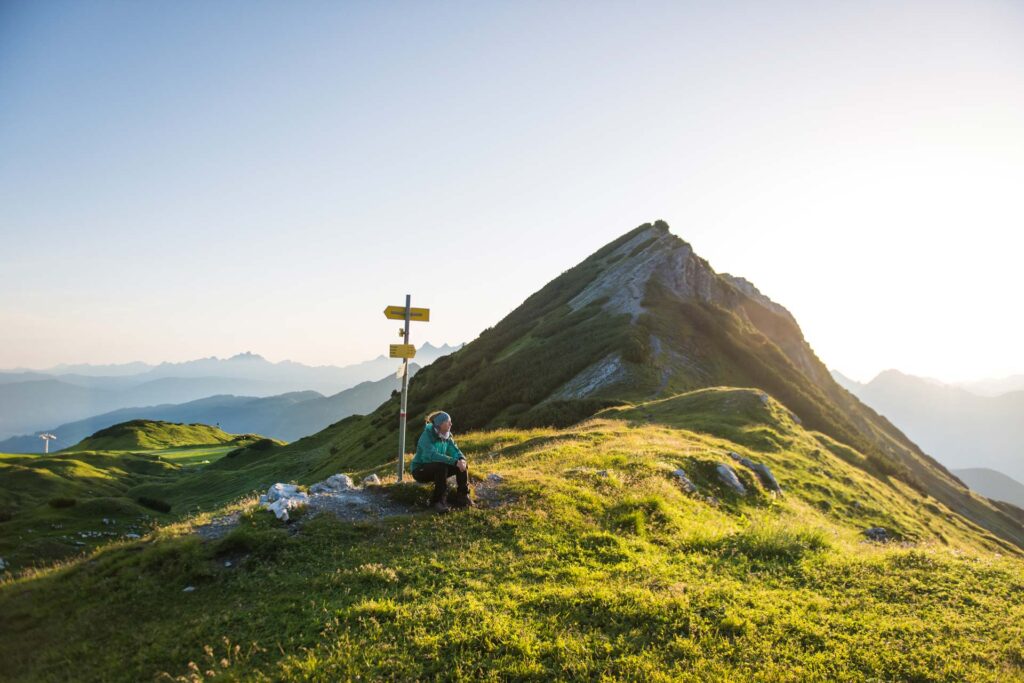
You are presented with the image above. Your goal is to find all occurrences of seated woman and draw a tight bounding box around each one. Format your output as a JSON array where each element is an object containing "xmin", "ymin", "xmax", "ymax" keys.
[{"xmin": 410, "ymin": 410, "xmax": 474, "ymax": 512}]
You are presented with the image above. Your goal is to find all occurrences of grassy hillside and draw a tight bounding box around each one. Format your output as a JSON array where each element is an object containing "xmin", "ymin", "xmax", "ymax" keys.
[
  {"xmin": 0, "ymin": 424, "xmax": 280, "ymax": 569},
  {"xmin": 66, "ymin": 419, "xmax": 257, "ymax": 452},
  {"xmin": 3, "ymin": 388, "xmax": 1023, "ymax": 681},
  {"xmin": 294, "ymin": 221, "xmax": 1024, "ymax": 552}
]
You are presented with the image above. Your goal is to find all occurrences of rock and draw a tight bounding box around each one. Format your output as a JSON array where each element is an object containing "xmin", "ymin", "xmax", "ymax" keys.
[
  {"xmin": 863, "ymin": 527, "xmax": 889, "ymax": 542},
  {"xmin": 759, "ymin": 392, "xmax": 770, "ymax": 406},
  {"xmin": 751, "ymin": 463, "xmax": 782, "ymax": 493},
  {"xmin": 224, "ymin": 561, "xmax": 232, "ymax": 567},
  {"xmin": 261, "ymin": 482, "xmax": 310, "ymax": 521},
  {"xmin": 486, "ymin": 473, "xmax": 504, "ymax": 483},
  {"xmin": 261, "ymin": 483, "xmax": 303, "ymax": 503},
  {"xmin": 727, "ymin": 452, "xmax": 782, "ymax": 493},
  {"xmin": 182, "ymin": 586, "xmax": 196, "ymax": 592},
  {"xmin": 362, "ymin": 474, "xmax": 381, "ymax": 486},
  {"xmin": 595, "ymin": 470, "xmax": 610, "ymax": 478},
  {"xmin": 309, "ymin": 474, "xmax": 356, "ymax": 494},
  {"xmin": 124, "ymin": 533, "xmax": 141, "ymax": 539},
  {"xmin": 671, "ymin": 469, "xmax": 697, "ymax": 494},
  {"xmin": 715, "ymin": 464, "xmax": 747, "ymax": 496},
  {"xmin": 0, "ymin": 557, "xmax": 6, "ymax": 571}
]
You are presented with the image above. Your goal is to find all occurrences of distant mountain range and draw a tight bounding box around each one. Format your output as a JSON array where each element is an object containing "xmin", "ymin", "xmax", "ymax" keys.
[
  {"xmin": 953, "ymin": 468, "xmax": 1024, "ymax": 509},
  {"xmin": 833, "ymin": 369, "xmax": 1024, "ymax": 482},
  {"xmin": 0, "ymin": 365, "xmax": 421, "ymax": 452},
  {"xmin": 0, "ymin": 343, "xmax": 459, "ymax": 441}
]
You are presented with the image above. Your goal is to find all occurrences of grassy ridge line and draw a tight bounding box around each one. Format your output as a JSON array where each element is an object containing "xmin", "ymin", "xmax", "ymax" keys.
[
  {"xmin": 66, "ymin": 419, "xmax": 261, "ymax": 452},
  {"xmin": 2, "ymin": 393, "xmax": 1023, "ymax": 680}
]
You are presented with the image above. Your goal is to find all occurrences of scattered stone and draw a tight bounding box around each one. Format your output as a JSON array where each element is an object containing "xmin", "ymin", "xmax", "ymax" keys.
[
  {"xmin": 124, "ymin": 533, "xmax": 141, "ymax": 539},
  {"xmin": 182, "ymin": 586, "xmax": 196, "ymax": 592},
  {"xmin": 595, "ymin": 470, "xmax": 610, "ymax": 478},
  {"xmin": 260, "ymin": 483, "xmax": 304, "ymax": 503},
  {"xmin": 309, "ymin": 474, "xmax": 356, "ymax": 494},
  {"xmin": 362, "ymin": 473, "xmax": 381, "ymax": 486},
  {"xmin": 759, "ymin": 392, "xmax": 770, "ymax": 406},
  {"xmin": 750, "ymin": 463, "xmax": 782, "ymax": 493},
  {"xmin": 671, "ymin": 469, "xmax": 697, "ymax": 494},
  {"xmin": 715, "ymin": 464, "xmax": 747, "ymax": 496},
  {"xmin": 260, "ymin": 483, "xmax": 310, "ymax": 521},
  {"xmin": 486, "ymin": 473, "xmax": 504, "ymax": 483},
  {"xmin": 101, "ymin": 517, "xmax": 114, "ymax": 525},
  {"xmin": 0, "ymin": 557, "xmax": 6, "ymax": 571},
  {"xmin": 224, "ymin": 561, "xmax": 232, "ymax": 567},
  {"xmin": 863, "ymin": 527, "xmax": 889, "ymax": 542},
  {"xmin": 727, "ymin": 452, "xmax": 782, "ymax": 493}
]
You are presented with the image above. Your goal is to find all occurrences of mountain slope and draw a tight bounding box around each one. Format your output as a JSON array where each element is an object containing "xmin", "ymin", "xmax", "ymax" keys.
[
  {"xmin": 283, "ymin": 221, "xmax": 1024, "ymax": 550},
  {"xmin": 3, "ymin": 389, "xmax": 1024, "ymax": 680}
]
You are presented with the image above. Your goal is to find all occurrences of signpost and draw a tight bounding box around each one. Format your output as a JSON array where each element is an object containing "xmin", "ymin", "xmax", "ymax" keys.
[{"xmin": 384, "ymin": 296, "xmax": 429, "ymax": 481}]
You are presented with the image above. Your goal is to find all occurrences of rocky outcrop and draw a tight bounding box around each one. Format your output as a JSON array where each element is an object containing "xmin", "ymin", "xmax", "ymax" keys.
[{"xmin": 716, "ymin": 464, "xmax": 747, "ymax": 496}]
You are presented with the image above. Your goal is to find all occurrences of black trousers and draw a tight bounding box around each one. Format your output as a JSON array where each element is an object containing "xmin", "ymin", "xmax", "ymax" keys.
[{"xmin": 411, "ymin": 461, "xmax": 469, "ymax": 503}]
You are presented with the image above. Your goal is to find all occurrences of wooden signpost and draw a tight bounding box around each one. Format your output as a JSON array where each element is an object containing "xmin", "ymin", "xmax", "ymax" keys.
[{"xmin": 384, "ymin": 296, "xmax": 429, "ymax": 481}]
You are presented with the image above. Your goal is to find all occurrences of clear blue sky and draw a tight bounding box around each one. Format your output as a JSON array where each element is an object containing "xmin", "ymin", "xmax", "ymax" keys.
[{"xmin": 2, "ymin": 0, "xmax": 1022, "ymax": 382}]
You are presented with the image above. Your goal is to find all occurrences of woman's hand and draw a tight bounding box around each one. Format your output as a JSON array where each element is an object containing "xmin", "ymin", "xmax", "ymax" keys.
[{"xmin": 456, "ymin": 459, "xmax": 467, "ymax": 472}]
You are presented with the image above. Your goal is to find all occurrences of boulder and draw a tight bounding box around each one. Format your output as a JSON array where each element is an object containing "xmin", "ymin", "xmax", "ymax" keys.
[
  {"xmin": 863, "ymin": 527, "xmax": 889, "ymax": 542},
  {"xmin": 308, "ymin": 474, "xmax": 357, "ymax": 494},
  {"xmin": 715, "ymin": 464, "xmax": 747, "ymax": 496},
  {"xmin": 671, "ymin": 469, "xmax": 697, "ymax": 494},
  {"xmin": 261, "ymin": 483, "xmax": 303, "ymax": 504},
  {"xmin": 260, "ymin": 482, "xmax": 310, "ymax": 521},
  {"xmin": 362, "ymin": 474, "xmax": 381, "ymax": 486},
  {"xmin": 727, "ymin": 452, "xmax": 782, "ymax": 493}
]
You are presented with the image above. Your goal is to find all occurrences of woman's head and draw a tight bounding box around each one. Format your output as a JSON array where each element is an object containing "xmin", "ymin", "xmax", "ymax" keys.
[{"xmin": 427, "ymin": 410, "xmax": 452, "ymax": 436}]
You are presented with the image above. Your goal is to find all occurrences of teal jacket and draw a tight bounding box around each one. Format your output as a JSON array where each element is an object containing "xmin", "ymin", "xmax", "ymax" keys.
[{"xmin": 410, "ymin": 423, "xmax": 465, "ymax": 471}]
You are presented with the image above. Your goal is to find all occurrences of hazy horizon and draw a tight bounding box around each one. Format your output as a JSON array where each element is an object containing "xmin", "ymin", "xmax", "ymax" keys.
[{"xmin": 3, "ymin": 1, "xmax": 1022, "ymax": 383}]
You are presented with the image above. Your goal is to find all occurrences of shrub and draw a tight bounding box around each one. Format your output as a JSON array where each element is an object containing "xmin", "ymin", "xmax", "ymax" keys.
[
  {"xmin": 136, "ymin": 496, "xmax": 172, "ymax": 513},
  {"xmin": 48, "ymin": 497, "xmax": 77, "ymax": 509}
]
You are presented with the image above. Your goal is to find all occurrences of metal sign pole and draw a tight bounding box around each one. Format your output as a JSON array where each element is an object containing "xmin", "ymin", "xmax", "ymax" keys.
[{"xmin": 397, "ymin": 294, "xmax": 412, "ymax": 482}]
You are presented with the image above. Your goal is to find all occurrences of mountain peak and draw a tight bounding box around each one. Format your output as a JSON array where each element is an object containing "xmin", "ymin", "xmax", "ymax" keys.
[{"xmin": 227, "ymin": 351, "xmax": 266, "ymax": 362}]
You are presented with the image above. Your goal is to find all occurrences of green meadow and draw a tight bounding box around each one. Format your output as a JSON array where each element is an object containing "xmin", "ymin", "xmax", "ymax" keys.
[{"xmin": 2, "ymin": 390, "xmax": 1022, "ymax": 681}]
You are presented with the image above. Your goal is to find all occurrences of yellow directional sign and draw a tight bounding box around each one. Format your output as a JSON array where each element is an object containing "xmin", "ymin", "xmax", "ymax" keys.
[
  {"xmin": 384, "ymin": 306, "xmax": 430, "ymax": 322},
  {"xmin": 389, "ymin": 344, "xmax": 417, "ymax": 359}
]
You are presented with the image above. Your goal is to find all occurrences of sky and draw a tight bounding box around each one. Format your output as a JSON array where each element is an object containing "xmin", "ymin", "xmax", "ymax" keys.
[{"xmin": 1, "ymin": 0, "xmax": 1022, "ymax": 384}]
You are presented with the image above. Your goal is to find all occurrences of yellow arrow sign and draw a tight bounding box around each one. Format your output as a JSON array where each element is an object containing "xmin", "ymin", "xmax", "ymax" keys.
[
  {"xmin": 383, "ymin": 306, "xmax": 430, "ymax": 322},
  {"xmin": 389, "ymin": 344, "xmax": 417, "ymax": 359}
]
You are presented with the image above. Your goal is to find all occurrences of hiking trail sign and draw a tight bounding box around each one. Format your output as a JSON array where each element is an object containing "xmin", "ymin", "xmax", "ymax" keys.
[
  {"xmin": 389, "ymin": 344, "xmax": 416, "ymax": 359},
  {"xmin": 383, "ymin": 306, "xmax": 430, "ymax": 322},
  {"xmin": 383, "ymin": 296, "xmax": 430, "ymax": 481}
]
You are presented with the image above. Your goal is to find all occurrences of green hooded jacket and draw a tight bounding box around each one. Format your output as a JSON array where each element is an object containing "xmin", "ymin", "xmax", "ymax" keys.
[{"xmin": 410, "ymin": 423, "xmax": 465, "ymax": 472}]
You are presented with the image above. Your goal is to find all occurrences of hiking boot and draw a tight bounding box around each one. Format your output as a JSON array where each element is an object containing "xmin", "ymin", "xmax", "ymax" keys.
[
  {"xmin": 432, "ymin": 500, "xmax": 451, "ymax": 514},
  {"xmin": 450, "ymin": 493, "xmax": 475, "ymax": 509}
]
